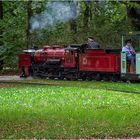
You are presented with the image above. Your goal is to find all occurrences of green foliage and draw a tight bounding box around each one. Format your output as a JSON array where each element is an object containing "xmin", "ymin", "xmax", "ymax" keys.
[
  {"xmin": 0, "ymin": 1, "xmax": 27, "ymax": 68},
  {"xmin": 1, "ymin": 1, "xmax": 139, "ymax": 68},
  {"xmin": 83, "ymin": 1, "xmax": 134, "ymax": 48},
  {"xmin": 31, "ymin": 1, "xmax": 134, "ymax": 48}
]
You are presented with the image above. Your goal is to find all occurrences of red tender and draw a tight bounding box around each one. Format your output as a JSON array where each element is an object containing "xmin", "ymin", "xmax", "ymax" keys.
[{"xmin": 79, "ymin": 49, "xmax": 120, "ymax": 73}]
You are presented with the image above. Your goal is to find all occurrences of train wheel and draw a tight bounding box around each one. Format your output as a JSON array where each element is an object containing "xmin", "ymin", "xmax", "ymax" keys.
[
  {"xmin": 58, "ymin": 72, "xmax": 64, "ymax": 80},
  {"xmin": 81, "ymin": 76, "xmax": 86, "ymax": 81},
  {"xmin": 87, "ymin": 75, "xmax": 92, "ymax": 81},
  {"xmin": 65, "ymin": 74, "xmax": 72, "ymax": 80},
  {"xmin": 59, "ymin": 76, "xmax": 64, "ymax": 80},
  {"xmin": 95, "ymin": 73, "xmax": 101, "ymax": 81},
  {"xmin": 49, "ymin": 76, "xmax": 55, "ymax": 80},
  {"xmin": 110, "ymin": 75, "xmax": 118, "ymax": 82},
  {"xmin": 102, "ymin": 75, "xmax": 109, "ymax": 81}
]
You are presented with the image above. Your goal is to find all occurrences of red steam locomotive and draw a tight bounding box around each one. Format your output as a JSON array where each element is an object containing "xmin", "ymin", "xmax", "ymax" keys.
[{"xmin": 18, "ymin": 32, "xmax": 140, "ymax": 82}]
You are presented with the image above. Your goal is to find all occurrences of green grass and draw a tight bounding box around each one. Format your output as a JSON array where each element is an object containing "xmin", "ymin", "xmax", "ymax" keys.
[
  {"xmin": 0, "ymin": 81, "xmax": 140, "ymax": 138},
  {"xmin": 14, "ymin": 78, "xmax": 140, "ymax": 92}
]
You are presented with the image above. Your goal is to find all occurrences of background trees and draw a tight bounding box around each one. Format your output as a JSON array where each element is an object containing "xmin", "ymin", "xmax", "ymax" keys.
[
  {"xmin": 0, "ymin": 0, "xmax": 140, "ymax": 69},
  {"xmin": 126, "ymin": 1, "xmax": 140, "ymax": 30},
  {"xmin": 0, "ymin": 0, "xmax": 3, "ymax": 70}
]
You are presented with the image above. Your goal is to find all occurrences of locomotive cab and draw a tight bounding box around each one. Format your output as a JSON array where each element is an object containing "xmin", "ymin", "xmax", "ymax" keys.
[{"xmin": 121, "ymin": 31, "xmax": 140, "ymax": 81}]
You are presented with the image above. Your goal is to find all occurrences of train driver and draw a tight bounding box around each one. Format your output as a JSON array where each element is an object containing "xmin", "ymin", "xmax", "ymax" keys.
[
  {"xmin": 122, "ymin": 39, "xmax": 136, "ymax": 72},
  {"xmin": 87, "ymin": 37, "xmax": 100, "ymax": 49}
]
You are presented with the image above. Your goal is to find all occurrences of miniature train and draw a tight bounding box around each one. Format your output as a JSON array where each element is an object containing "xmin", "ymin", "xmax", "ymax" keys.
[{"xmin": 18, "ymin": 32, "xmax": 140, "ymax": 82}]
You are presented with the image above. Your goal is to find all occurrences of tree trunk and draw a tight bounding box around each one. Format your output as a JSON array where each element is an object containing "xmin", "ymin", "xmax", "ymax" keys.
[
  {"xmin": 127, "ymin": 1, "xmax": 140, "ymax": 30},
  {"xmin": 0, "ymin": 0, "xmax": 3, "ymax": 43},
  {"xmin": 0, "ymin": 0, "xmax": 3, "ymax": 20},
  {"xmin": 27, "ymin": 0, "xmax": 32, "ymax": 49},
  {"xmin": 83, "ymin": 0, "xmax": 92, "ymax": 28},
  {"xmin": 0, "ymin": 0, "xmax": 3, "ymax": 71},
  {"xmin": 70, "ymin": 19, "xmax": 77, "ymax": 35},
  {"xmin": 70, "ymin": 1, "xmax": 77, "ymax": 33},
  {"xmin": 69, "ymin": 1, "xmax": 78, "ymax": 42}
]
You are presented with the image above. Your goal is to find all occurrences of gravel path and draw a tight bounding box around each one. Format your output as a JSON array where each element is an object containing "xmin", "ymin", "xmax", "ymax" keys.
[{"xmin": 0, "ymin": 75, "xmax": 32, "ymax": 81}]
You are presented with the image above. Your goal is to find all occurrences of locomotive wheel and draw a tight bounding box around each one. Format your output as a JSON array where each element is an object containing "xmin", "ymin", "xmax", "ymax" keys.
[
  {"xmin": 87, "ymin": 75, "xmax": 92, "ymax": 81},
  {"xmin": 110, "ymin": 75, "xmax": 118, "ymax": 82},
  {"xmin": 59, "ymin": 76, "xmax": 64, "ymax": 80},
  {"xmin": 81, "ymin": 75, "xmax": 87, "ymax": 80},
  {"xmin": 122, "ymin": 79, "xmax": 127, "ymax": 82},
  {"xmin": 95, "ymin": 73, "xmax": 101, "ymax": 81},
  {"xmin": 65, "ymin": 73, "xmax": 77, "ymax": 81},
  {"xmin": 102, "ymin": 75, "xmax": 109, "ymax": 81},
  {"xmin": 73, "ymin": 77, "xmax": 78, "ymax": 81},
  {"xmin": 65, "ymin": 74, "xmax": 72, "ymax": 80},
  {"xmin": 58, "ymin": 72, "xmax": 64, "ymax": 80},
  {"xmin": 49, "ymin": 76, "xmax": 55, "ymax": 80}
]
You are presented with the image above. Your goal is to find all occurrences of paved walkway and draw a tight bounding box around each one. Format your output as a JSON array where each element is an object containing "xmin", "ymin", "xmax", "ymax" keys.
[{"xmin": 0, "ymin": 76, "xmax": 20, "ymax": 81}]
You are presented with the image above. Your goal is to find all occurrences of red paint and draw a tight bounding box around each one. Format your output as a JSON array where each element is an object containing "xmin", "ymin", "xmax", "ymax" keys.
[
  {"xmin": 34, "ymin": 47, "xmax": 65, "ymax": 63},
  {"xmin": 79, "ymin": 50, "xmax": 120, "ymax": 73},
  {"xmin": 63, "ymin": 50, "xmax": 77, "ymax": 68},
  {"xmin": 18, "ymin": 54, "xmax": 31, "ymax": 68}
]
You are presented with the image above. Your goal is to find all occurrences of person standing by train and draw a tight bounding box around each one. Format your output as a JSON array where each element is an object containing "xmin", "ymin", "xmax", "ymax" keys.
[
  {"xmin": 87, "ymin": 37, "xmax": 100, "ymax": 49},
  {"xmin": 122, "ymin": 39, "xmax": 136, "ymax": 72}
]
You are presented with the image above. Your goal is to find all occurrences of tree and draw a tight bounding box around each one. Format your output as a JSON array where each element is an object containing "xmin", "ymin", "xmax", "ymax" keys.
[
  {"xmin": 0, "ymin": 0, "xmax": 136, "ymax": 70},
  {"xmin": 27, "ymin": 0, "xmax": 32, "ymax": 48},
  {"xmin": 83, "ymin": 0, "xmax": 92, "ymax": 28},
  {"xmin": 0, "ymin": 0, "xmax": 3, "ymax": 70},
  {"xmin": 70, "ymin": 1, "xmax": 77, "ymax": 33},
  {"xmin": 0, "ymin": 0, "xmax": 3, "ymax": 21},
  {"xmin": 0, "ymin": 0, "xmax": 3, "ymax": 45},
  {"xmin": 127, "ymin": 1, "xmax": 140, "ymax": 30},
  {"xmin": 69, "ymin": 0, "xmax": 78, "ymax": 42},
  {"xmin": 0, "ymin": 1, "xmax": 27, "ymax": 68}
]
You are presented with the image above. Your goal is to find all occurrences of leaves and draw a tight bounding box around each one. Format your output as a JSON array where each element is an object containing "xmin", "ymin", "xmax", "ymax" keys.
[{"xmin": 1, "ymin": 1, "xmax": 139, "ymax": 68}]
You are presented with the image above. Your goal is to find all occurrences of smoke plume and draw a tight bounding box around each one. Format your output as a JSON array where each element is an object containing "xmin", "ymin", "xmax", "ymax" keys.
[{"xmin": 30, "ymin": 1, "xmax": 80, "ymax": 31}]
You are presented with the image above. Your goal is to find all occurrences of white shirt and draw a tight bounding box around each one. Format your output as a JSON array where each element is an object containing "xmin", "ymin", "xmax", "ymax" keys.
[{"xmin": 122, "ymin": 45, "xmax": 135, "ymax": 57}]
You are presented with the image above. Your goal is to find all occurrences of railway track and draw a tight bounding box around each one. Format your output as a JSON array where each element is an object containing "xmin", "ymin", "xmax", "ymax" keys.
[
  {"xmin": 0, "ymin": 80, "xmax": 56, "ymax": 86},
  {"xmin": 0, "ymin": 80, "xmax": 140, "ymax": 95}
]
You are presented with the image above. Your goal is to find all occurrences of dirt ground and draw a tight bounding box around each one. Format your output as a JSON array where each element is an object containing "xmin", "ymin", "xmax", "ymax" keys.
[
  {"xmin": 0, "ymin": 69, "xmax": 18, "ymax": 76},
  {"xmin": 0, "ymin": 83, "xmax": 16, "ymax": 88},
  {"xmin": 0, "ymin": 75, "xmax": 21, "ymax": 88}
]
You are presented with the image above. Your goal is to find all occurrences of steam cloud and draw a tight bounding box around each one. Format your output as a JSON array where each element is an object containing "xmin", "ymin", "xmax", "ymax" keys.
[{"xmin": 30, "ymin": 1, "xmax": 80, "ymax": 31}]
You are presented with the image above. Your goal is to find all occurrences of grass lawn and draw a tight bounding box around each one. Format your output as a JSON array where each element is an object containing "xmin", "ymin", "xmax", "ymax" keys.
[
  {"xmin": 5, "ymin": 78, "xmax": 140, "ymax": 92},
  {"xmin": 0, "ymin": 81, "xmax": 140, "ymax": 138}
]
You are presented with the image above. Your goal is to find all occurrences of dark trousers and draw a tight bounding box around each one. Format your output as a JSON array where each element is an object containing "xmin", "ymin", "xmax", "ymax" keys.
[{"xmin": 127, "ymin": 55, "xmax": 136, "ymax": 72}]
